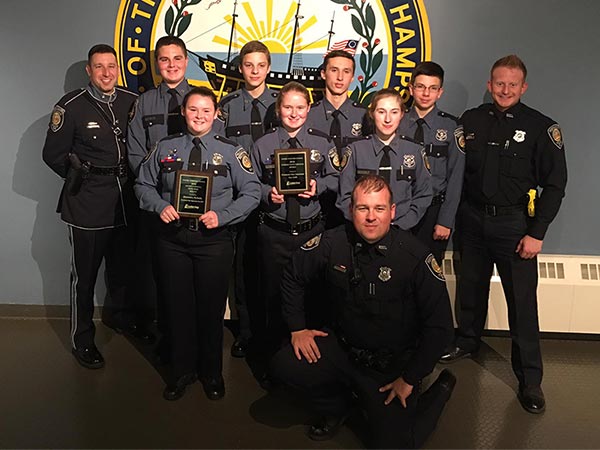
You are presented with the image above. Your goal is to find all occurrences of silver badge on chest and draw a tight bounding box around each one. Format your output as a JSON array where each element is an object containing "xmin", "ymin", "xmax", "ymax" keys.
[
  {"xmin": 513, "ymin": 130, "xmax": 526, "ymax": 143},
  {"xmin": 212, "ymin": 153, "xmax": 223, "ymax": 165},
  {"xmin": 435, "ymin": 129, "xmax": 447, "ymax": 141},
  {"xmin": 378, "ymin": 266, "xmax": 392, "ymax": 282},
  {"xmin": 403, "ymin": 154, "xmax": 416, "ymax": 168},
  {"xmin": 310, "ymin": 149, "xmax": 323, "ymax": 163},
  {"xmin": 351, "ymin": 123, "xmax": 362, "ymax": 136}
]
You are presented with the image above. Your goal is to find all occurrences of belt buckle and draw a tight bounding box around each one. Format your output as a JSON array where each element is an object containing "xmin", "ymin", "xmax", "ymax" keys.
[
  {"xmin": 484, "ymin": 204, "xmax": 497, "ymax": 216},
  {"xmin": 188, "ymin": 218, "xmax": 199, "ymax": 231},
  {"xmin": 291, "ymin": 225, "xmax": 299, "ymax": 236}
]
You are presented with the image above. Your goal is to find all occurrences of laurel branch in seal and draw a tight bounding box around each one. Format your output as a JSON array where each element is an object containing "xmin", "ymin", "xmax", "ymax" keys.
[
  {"xmin": 164, "ymin": 0, "xmax": 202, "ymax": 37},
  {"xmin": 330, "ymin": 0, "xmax": 382, "ymax": 106}
]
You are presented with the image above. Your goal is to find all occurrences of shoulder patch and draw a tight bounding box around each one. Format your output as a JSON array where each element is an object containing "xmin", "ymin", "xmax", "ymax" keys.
[
  {"xmin": 50, "ymin": 105, "xmax": 65, "ymax": 132},
  {"xmin": 547, "ymin": 124, "xmax": 564, "ymax": 149},
  {"xmin": 438, "ymin": 110, "xmax": 458, "ymax": 122},
  {"xmin": 328, "ymin": 146, "xmax": 352, "ymax": 172},
  {"xmin": 454, "ymin": 125, "xmax": 466, "ymax": 154},
  {"xmin": 235, "ymin": 148, "xmax": 254, "ymax": 173},
  {"xmin": 425, "ymin": 253, "xmax": 445, "ymax": 281},
  {"xmin": 301, "ymin": 233, "xmax": 322, "ymax": 251}
]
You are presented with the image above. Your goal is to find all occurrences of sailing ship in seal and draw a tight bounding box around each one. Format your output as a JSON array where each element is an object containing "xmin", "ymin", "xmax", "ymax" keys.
[{"xmin": 194, "ymin": 0, "xmax": 335, "ymax": 102}]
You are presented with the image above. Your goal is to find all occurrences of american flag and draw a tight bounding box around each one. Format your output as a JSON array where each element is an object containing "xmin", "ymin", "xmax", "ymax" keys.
[{"xmin": 324, "ymin": 39, "xmax": 359, "ymax": 57}]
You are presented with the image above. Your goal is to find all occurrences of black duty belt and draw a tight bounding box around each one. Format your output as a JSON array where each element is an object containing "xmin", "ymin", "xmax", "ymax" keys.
[
  {"xmin": 469, "ymin": 200, "xmax": 524, "ymax": 217},
  {"xmin": 260, "ymin": 212, "xmax": 321, "ymax": 236},
  {"xmin": 338, "ymin": 335, "xmax": 395, "ymax": 373},
  {"xmin": 431, "ymin": 191, "xmax": 446, "ymax": 206},
  {"xmin": 87, "ymin": 162, "xmax": 128, "ymax": 177}
]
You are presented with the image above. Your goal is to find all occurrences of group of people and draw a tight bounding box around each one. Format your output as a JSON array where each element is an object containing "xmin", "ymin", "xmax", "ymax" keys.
[{"xmin": 42, "ymin": 34, "xmax": 566, "ymax": 448}]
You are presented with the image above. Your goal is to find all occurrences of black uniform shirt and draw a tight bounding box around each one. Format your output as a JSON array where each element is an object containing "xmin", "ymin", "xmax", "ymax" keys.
[
  {"xmin": 42, "ymin": 84, "xmax": 138, "ymax": 229},
  {"xmin": 461, "ymin": 102, "xmax": 567, "ymax": 239},
  {"xmin": 281, "ymin": 224, "xmax": 453, "ymax": 385}
]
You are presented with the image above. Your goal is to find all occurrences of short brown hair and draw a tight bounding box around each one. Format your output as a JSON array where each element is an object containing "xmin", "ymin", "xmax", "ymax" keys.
[
  {"xmin": 323, "ymin": 50, "xmax": 356, "ymax": 74},
  {"xmin": 182, "ymin": 86, "xmax": 217, "ymax": 110},
  {"xmin": 276, "ymin": 81, "xmax": 310, "ymax": 111},
  {"xmin": 155, "ymin": 36, "xmax": 187, "ymax": 59},
  {"xmin": 367, "ymin": 87, "xmax": 403, "ymax": 115},
  {"xmin": 351, "ymin": 175, "xmax": 393, "ymax": 206},
  {"xmin": 239, "ymin": 40, "xmax": 271, "ymax": 66},
  {"xmin": 491, "ymin": 54, "xmax": 527, "ymax": 80}
]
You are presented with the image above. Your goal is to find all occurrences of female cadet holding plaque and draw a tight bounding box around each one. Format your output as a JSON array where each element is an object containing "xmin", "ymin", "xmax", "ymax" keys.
[
  {"xmin": 135, "ymin": 86, "xmax": 260, "ymax": 401},
  {"xmin": 251, "ymin": 81, "xmax": 338, "ymax": 372}
]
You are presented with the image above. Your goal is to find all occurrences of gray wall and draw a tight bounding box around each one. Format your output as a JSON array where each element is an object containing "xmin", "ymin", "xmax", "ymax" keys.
[{"xmin": 1, "ymin": 0, "xmax": 598, "ymax": 305}]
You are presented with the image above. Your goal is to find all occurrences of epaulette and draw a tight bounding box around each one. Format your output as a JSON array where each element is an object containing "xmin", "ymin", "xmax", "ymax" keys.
[
  {"xmin": 115, "ymin": 86, "xmax": 139, "ymax": 98},
  {"xmin": 307, "ymin": 128, "xmax": 331, "ymax": 139},
  {"xmin": 158, "ymin": 132, "xmax": 185, "ymax": 143},
  {"xmin": 398, "ymin": 134, "xmax": 420, "ymax": 145},
  {"xmin": 352, "ymin": 101, "xmax": 367, "ymax": 109},
  {"xmin": 270, "ymin": 92, "xmax": 279, "ymax": 98},
  {"xmin": 311, "ymin": 100, "xmax": 322, "ymax": 107},
  {"xmin": 214, "ymin": 134, "xmax": 238, "ymax": 146},
  {"xmin": 438, "ymin": 110, "xmax": 458, "ymax": 122},
  {"xmin": 265, "ymin": 126, "xmax": 278, "ymax": 134},
  {"xmin": 218, "ymin": 92, "xmax": 240, "ymax": 107}
]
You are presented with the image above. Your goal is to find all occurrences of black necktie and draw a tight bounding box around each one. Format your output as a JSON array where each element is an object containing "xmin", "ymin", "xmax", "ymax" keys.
[
  {"xmin": 285, "ymin": 137, "xmax": 301, "ymax": 226},
  {"xmin": 189, "ymin": 137, "xmax": 203, "ymax": 171},
  {"xmin": 379, "ymin": 145, "xmax": 392, "ymax": 184},
  {"xmin": 414, "ymin": 118, "xmax": 426, "ymax": 144},
  {"xmin": 482, "ymin": 112, "xmax": 505, "ymax": 198},
  {"xmin": 167, "ymin": 88, "xmax": 185, "ymax": 135},
  {"xmin": 250, "ymin": 98, "xmax": 264, "ymax": 142},
  {"xmin": 330, "ymin": 110, "xmax": 342, "ymax": 155}
]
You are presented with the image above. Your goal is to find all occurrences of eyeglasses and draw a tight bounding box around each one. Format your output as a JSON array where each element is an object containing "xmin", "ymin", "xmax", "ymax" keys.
[{"xmin": 412, "ymin": 83, "xmax": 441, "ymax": 93}]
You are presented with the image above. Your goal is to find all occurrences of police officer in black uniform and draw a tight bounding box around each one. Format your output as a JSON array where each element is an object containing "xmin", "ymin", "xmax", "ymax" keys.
[
  {"xmin": 337, "ymin": 88, "xmax": 432, "ymax": 230},
  {"xmin": 440, "ymin": 55, "xmax": 567, "ymax": 414},
  {"xmin": 399, "ymin": 62, "xmax": 465, "ymax": 264},
  {"xmin": 42, "ymin": 44, "xmax": 144, "ymax": 369},
  {"xmin": 271, "ymin": 175, "xmax": 456, "ymax": 449},
  {"xmin": 135, "ymin": 87, "xmax": 260, "ymax": 401},
  {"xmin": 307, "ymin": 49, "xmax": 370, "ymax": 228},
  {"xmin": 215, "ymin": 41, "xmax": 279, "ymax": 358}
]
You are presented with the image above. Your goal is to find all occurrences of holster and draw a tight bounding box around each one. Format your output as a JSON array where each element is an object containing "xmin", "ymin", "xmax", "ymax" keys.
[{"xmin": 65, "ymin": 153, "xmax": 90, "ymax": 195}]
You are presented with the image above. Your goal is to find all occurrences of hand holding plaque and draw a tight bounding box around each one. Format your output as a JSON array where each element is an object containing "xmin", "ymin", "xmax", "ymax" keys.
[
  {"xmin": 274, "ymin": 148, "xmax": 310, "ymax": 195},
  {"xmin": 173, "ymin": 170, "xmax": 213, "ymax": 217}
]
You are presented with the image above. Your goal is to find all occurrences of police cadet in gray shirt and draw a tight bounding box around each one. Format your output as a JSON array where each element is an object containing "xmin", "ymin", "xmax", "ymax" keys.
[
  {"xmin": 214, "ymin": 41, "xmax": 279, "ymax": 359},
  {"xmin": 307, "ymin": 49, "xmax": 370, "ymax": 228},
  {"xmin": 128, "ymin": 36, "xmax": 193, "ymax": 175},
  {"xmin": 399, "ymin": 62, "xmax": 465, "ymax": 263},
  {"xmin": 252, "ymin": 82, "xmax": 338, "ymax": 369},
  {"xmin": 136, "ymin": 87, "xmax": 260, "ymax": 401},
  {"xmin": 127, "ymin": 36, "xmax": 193, "ymax": 363},
  {"xmin": 337, "ymin": 88, "xmax": 432, "ymax": 231}
]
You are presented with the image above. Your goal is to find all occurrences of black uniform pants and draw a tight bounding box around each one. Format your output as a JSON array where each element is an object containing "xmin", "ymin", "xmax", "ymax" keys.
[
  {"xmin": 413, "ymin": 202, "xmax": 449, "ymax": 264},
  {"xmin": 271, "ymin": 333, "xmax": 452, "ymax": 449},
  {"xmin": 68, "ymin": 225, "xmax": 135, "ymax": 349},
  {"xmin": 156, "ymin": 223, "xmax": 234, "ymax": 382},
  {"xmin": 257, "ymin": 221, "xmax": 324, "ymax": 354},
  {"xmin": 232, "ymin": 212, "xmax": 259, "ymax": 341},
  {"xmin": 455, "ymin": 203, "xmax": 542, "ymax": 387}
]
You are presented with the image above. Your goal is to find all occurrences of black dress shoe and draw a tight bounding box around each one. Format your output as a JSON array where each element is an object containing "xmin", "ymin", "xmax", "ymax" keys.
[
  {"xmin": 230, "ymin": 337, "xmax": 248, "ymax": 358},
  {"xmin": 163, "ymin": 373, "xmax": 197, "ymax": 401},
  {"xmin": 201, "ymin": 377, "xmax": 225, "ymax": 400},
  {"xmin": 518, "ymin": 385, "xmax": 546, "ymax": 414},
  {"xmin": 108, "ymin": 322, "xmax": 155, "ymax": 345},
  {"xmin": 72, "ymin": 346, "xmax": 105, "ymax": 369},
  {"xmin": 432, "ymin": 369, "xmax": 457, "ymax": 393},
  {"xmin": 439, "ymin": 346, "xmax": 473, "ymax": 364},
  {"xmin": 307, "ymin": 414, "xmax": 349, "ymax": 441}
]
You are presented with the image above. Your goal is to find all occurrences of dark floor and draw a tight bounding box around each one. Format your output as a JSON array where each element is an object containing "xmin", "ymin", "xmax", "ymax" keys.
[{"xmin": 1, "ymin": 317, "xmax": 600, "ymax": 449}]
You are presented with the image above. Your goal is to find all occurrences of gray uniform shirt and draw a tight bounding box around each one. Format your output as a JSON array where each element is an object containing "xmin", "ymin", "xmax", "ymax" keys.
[
  {"xmin": 135, "ymin": 131, "xmax": 260, "ymax": 227},
  {"xmin": 307, "ymin": 97, "xmax": 370, "ymax": 148},
  {"xmin": 127, "ymin": 80, "xmax": 193, "ymax": 175},
  {"xmin": 398, "ymin": 106, "xmax": 465, "ymax": 229},
  {"xmin": 251, "ymin": 126, "xmax": 338, "ymax": 222},
  {"xmin": 337, "ymin": 134, "xmax": 432, "ymax": 230},
  {"xmin": 215, "ymin": 87, "xmax": 278, "ymax": 151}
]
